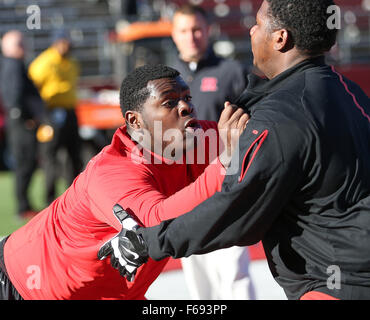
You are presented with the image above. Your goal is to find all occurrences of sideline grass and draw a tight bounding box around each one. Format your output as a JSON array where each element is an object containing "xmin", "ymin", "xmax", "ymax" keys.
[{"xmin": 0, "ymin": 169, "xmax": 67, "ymax": 236}]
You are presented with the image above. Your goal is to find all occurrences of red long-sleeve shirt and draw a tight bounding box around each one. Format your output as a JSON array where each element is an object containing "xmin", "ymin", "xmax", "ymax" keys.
[{"xmin": 4, "ymin": 121, "xmax": 225, "ymax": 299}]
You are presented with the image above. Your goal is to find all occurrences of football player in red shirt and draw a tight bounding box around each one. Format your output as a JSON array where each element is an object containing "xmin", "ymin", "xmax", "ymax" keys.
[{"xmin": 0, "ymin": 64, "xmax": 248, "ymax": 300}]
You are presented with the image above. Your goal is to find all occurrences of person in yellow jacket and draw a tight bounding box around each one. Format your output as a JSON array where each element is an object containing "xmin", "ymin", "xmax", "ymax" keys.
[{"xmin": 29, "ymin": 29, "xmax": 83, "ymax": 204}]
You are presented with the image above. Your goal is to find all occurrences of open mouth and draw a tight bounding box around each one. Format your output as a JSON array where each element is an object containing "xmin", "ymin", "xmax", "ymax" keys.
[{"xmin": 184, "ymin": 119, "xmax": 201, "ymax": 131}]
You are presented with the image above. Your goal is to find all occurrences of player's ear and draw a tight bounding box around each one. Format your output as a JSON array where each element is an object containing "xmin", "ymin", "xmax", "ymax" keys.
[
  {"xmin": 125, "ymin": 111, "xmax": 142, "ymax": 130},
  {"xmin": 272, "ymin": 28, "xmax": 292, "ymax": 52}
]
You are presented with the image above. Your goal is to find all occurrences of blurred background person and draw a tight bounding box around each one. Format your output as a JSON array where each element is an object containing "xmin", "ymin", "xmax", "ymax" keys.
[
  {"xmin": 170, "ymin": 3, "xmax": 255, "ymax": 300},
  {"xmin": 0, "ymin": 30, "xmax": 45, "ymax": 220},
  {"xmin": 28, "ymin": 29, "xmax": 83, "ymax": 205},
  {"xmin": 171, "ymin": 3, "xmax": 247, "ymax": 122}
]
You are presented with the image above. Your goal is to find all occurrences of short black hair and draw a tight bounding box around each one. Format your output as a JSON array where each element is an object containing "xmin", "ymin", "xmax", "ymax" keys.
[
  {"xmin": 119, "ymin": 64, "xmax": 180, "ymax": 117},
  {"xmin": 266, "ymin": 0, "xmax": 338, "ymax": 55}
]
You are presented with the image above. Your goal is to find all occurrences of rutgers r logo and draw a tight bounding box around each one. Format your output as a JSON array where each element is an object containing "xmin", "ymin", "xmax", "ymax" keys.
[{"xmin": 200, "ymin": 77, "xmax": 218, "ymax": 92}]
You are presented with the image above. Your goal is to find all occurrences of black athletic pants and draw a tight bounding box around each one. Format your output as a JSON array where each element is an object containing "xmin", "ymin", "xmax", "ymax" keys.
[
  {"xmin": 6, "ymin": 119, "xmax": 38, "ymax": 215},
  {"xmin": 42, "ymin": 108, "xmax": 83, "ymax": 204},
  {"xmin": 0, "ymin": 236, "xmax": 23, "ymax": 300}
]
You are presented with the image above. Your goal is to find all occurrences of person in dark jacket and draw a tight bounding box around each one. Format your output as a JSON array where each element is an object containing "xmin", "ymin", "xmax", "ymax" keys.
[
  {"xmin": 99, "ymin": 0, "xmax": 370, "ymax": 300},
  {"xmin": 171, "ymin": 3, "xmax": 247, "ymax": 123},
  {"xmin": 0, "ymin": 30, "xmax": 45, "ymax": 219}
]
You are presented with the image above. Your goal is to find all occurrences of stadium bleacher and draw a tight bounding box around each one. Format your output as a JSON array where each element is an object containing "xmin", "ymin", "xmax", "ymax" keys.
[
  {"xmin": 0, "ymin": 0, "xmax": 116, "ymax": 77},
  {"xmin": 0, "ymin": 0, "xmax": 368, "ymax": 82}
]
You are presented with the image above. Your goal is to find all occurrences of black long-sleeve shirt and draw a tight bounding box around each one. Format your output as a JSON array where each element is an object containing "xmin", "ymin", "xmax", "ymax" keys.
[
  {"xmin": 0, "ymin": 57, "xmax": 44, "ymax": 121},
  {"xmin": 138, "ymin": 56, "xmax": 370, "ymax": 300}
]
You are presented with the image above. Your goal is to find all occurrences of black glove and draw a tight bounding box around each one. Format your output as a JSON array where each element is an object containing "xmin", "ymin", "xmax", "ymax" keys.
[{"xmin": 97, "ymin": 204, "xmax": 149, "ymax": 281}]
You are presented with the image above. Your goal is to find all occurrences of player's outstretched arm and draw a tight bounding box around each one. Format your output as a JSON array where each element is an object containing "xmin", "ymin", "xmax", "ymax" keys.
[{"xmin": 97, "ymin": 204, "xmax": 149, "ymax": 281}]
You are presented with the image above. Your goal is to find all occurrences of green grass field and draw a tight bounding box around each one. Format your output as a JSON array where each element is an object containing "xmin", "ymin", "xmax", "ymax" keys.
[{"xmin": 0, "ymin": 169, "xmax": 68, "ymax": 236}]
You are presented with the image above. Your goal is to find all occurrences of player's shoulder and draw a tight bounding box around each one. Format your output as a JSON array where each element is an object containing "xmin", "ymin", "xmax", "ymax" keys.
[{"xmin": 85, "ymin": 143, "xmax": 154, "ymax": 193}]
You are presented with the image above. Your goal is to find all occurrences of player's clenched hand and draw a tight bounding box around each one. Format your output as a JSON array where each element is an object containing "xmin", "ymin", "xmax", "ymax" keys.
[
  {"xmin": 97, "ymin": 204, "xmax": 148, "ymax": 282},
  {"xmin": 218, "ymin": 101, "xmax": 249, "ymax": 167}
]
